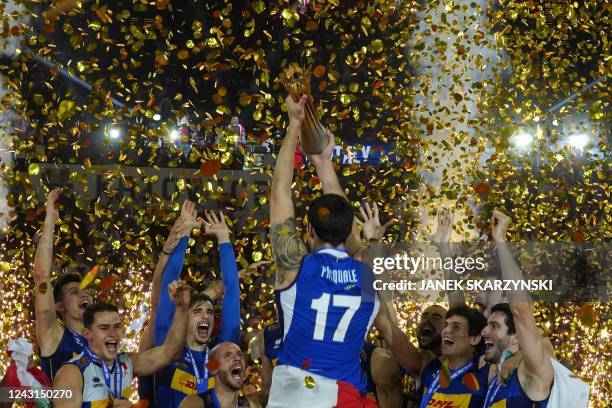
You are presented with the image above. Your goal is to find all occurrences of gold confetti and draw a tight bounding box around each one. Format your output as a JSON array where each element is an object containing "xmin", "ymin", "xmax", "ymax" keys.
[{"xmin": 304, "ymin": 375, "xmax": 315, "ymax": 389}]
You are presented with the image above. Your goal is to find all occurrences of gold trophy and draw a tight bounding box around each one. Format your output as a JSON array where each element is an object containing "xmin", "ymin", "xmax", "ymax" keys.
[{"xmin": 281, "ymin": 67, "xmax": 329, "ymax": 155}]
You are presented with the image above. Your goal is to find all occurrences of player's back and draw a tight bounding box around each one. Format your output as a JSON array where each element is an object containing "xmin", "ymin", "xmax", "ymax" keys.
[{"xmin": 275, "ymin": 247, "xmax": 379, "ymax": 392}]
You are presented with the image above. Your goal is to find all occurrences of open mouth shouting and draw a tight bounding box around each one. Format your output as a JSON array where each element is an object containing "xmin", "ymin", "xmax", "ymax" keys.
[
  {"xmin": 230, "ymin": 363, "xmax": 243, "ymax": 381},
  {"xmin": 442, "ymin": 336, "xmax": 455, "ymax": 349},
  {"xmin": 104, "ymin": 340, "xmax": 119, "ymax": 353},
  {"xmin": 79, "ymin": 299, "xmax": 91, "ymax": 310},
  {"xmin": 419, "ymin": 325, "xmax": 435, "ymax": 341},
  {"xmin": 196, "ymin": 321, "xmax": 210, "ymax": 338},
  {"xmin": 484, "ymin": 338, "xmax": 495, "ymax": 352}
]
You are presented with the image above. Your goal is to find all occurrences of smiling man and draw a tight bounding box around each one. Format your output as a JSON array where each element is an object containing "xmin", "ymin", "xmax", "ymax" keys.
[
  {"xmin": 53, "ymin": 280, "xmax": 190, "ymax": 408},
  {"xmin": 481, "ymin": 210, "xmax": 554, "ymax": 407},
  {"xmin": 33, "ymin": 189, "xmax": 94, "ymax": 381},
  {"xmin": 378, "ymin": 303, "xmax": 489, "ymax": 408},
  {"xmin": 178, "ymin": 342, "xmax": 263, "ymax": 408}
]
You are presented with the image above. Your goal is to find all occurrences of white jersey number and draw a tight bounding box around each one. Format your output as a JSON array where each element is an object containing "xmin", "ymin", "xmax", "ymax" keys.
[{"xmin": 311, "ymin": 294, "xmax": 361, "ymax": 342}]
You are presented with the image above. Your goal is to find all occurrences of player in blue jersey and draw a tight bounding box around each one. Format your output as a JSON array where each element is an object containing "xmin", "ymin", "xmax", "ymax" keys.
[
  {"xmin": 53, "ymin": 280, "xmax": 191, "ymax": 408},
  {"xmin": 481, "ymin": 210, "xmax": 554, "ymax": 407},
  {"xmin": 377, "ymin": 300, "xmax": 489, "ymax": 408},
  {"xmin": 178, "ymin": 342, "xmax": 264, "ymax": 408},
  {"xmin": 267, "ymin": 94, "xmax": 382, "ymax": 407},
  {"xmin": 33, "ymin": 188, "xmax": 94, "ymax": 381},
  {"xmin": 139, "ymin": 202, "xmax": 241, "ymax": 407}
]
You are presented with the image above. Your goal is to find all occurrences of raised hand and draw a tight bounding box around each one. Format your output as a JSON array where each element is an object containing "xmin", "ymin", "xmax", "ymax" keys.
[
  {"xmin": 204, "ymin": 211, "xmax": 230, "ymax": 244},
  {"xmin": 285, "ymin": 94, "xmax": 307, "ymax": 125},
  {"xmin": 44, "ymin": 188, "xmax": 62, "ymax": 225},
  {"xmin": 423, "ymin": 208, "xmax": 454, "ymax": 244},
  {"xmin": 491, "ymin": 209, "xmax": 510, "ymax": 242},
  {"xmin": 163, "ymin": 201, "xmax": 203, "ymax": 254},
  {"xmin": 168, "ymin": 280, "xmax": 190, "ymax": 308},
  {"xmin": 306, "ymin": 128, "xmax": 336, "ymax": 168},
  {"xmin": 356, "ymin": 202, "xmax": 393, "ymax": 242}
]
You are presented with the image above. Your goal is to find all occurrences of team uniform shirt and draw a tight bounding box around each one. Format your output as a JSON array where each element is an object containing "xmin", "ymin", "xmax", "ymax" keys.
[
  {"xmin": 418, "ymin": 357, "xmax": 489, "ymax": 408},
  {"xmin": 67, "ymin": 349, "xmax": 133, "ymax": 408},
  {"xmin": 485, "ymin": 371, "xmax": 549, "ymax": 408},
  {"xmin": 155, "ymin": 346, "xmax": 214, "ymax": 407},
  {"xmin": 41, "ymin": 327, "xmax": 88, "ymax": 381},
  {"xmin": 269, "ymin": 247, "xmax": 380, "ymax": 407},
  {"xmin": 142, "ymin": 238, "xmax": 241, "ymax": 408},
  {"xmin": 263, "ymin": 323, "xmax": 282, "ymax": 365},
  {"xmin": 197, "ymin": 389, "xmax": 251, "ymax": 408}
]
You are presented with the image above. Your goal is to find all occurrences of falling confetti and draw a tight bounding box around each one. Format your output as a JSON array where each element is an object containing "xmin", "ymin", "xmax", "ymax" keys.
[
  {"xmin": 304, "ymin": 375, "xmax": 315, "ymax": 390},
  {"xmin": 79, "ymin": 264, "xmax": 100, "ymax": 290},
  {"xmin": 0, "ymin": 0, "xmax": 608, "ymax": 405}
]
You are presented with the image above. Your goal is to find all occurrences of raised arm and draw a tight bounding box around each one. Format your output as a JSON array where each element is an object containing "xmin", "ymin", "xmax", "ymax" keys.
[
  {"xmin": 132, "ymin": 280, "xmax": 190, "ymax": 377},
  {"xmin": 492, "ymin": 210, "xmax": 553, "ymax": 401},
  {"xmin": 374, "ymin": 302, "xmax": 433, "ymax": 377},
  {"xmin": 34, "ymin": 188, "xmax": 64, "ymax": 357},
  {"xmin": 140, "ymin": 201, "xmax": 197, "ymax": 351},
  {"xmin": 423, "ymin": 209, "xmax": 465, "ymax": 308},
  {"xmin": 305, "ymin": 129, "xmax": 367, "ymax": 257},
  {"xmin": 270, "ymin": 95, "xmax": 308, "ymax": 289},
  {"xmin": 203, "ymin": 211, "xmax": 240, "ymax": 344}
]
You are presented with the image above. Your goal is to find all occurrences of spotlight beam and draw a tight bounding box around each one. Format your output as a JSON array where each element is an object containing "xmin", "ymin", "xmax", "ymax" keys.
[{"xmin": 548, "ymin": 76, "xmax": 605, "ymax": 113}]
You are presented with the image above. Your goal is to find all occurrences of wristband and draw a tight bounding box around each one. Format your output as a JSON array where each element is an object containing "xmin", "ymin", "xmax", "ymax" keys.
[{"xmin": 161, "ymin": 248, "xmax": 171, "ymax": 256}]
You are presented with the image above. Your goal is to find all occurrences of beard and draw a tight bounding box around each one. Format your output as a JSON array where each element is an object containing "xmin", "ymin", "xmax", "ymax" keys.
[{"xmin": 417, "ymin": 324, "xmax": 441, "ymax": 350}]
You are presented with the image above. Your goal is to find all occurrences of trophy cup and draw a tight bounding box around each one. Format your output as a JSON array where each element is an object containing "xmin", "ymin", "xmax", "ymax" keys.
[{"xmin": 281, "ymin": 67, "xmax": 329, "ymax": 155}]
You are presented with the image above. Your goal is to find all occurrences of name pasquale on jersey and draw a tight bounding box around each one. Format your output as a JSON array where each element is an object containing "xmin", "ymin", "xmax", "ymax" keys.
[{"xmin": 320, "ymin": 265, "xmax": 358, "ymax": 284}]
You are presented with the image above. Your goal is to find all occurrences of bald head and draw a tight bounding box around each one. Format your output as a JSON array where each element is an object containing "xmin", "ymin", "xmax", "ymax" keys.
[
  {"xmin": 209, "ymin": 342, "xmax": 245, "ymax": 391},
  {"xmin": 210, "ymin": 341, "xmax": 241, "ymax": 360}
]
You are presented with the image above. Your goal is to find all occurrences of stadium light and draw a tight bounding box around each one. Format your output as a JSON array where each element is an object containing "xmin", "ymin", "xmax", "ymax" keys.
[
  {"xmin": 510, "ymin": 130, "xmax": 533, "ymax": 150},
  {"xmin": 108, "ymin": 127, "xmax": 121, "ymax": 139},
  {"xmin": 567, "ymin": 133, "xmax": 589, "ymax": 150}
]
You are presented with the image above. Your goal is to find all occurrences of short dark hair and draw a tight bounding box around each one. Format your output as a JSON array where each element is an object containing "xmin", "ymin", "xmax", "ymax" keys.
[
  {"xmin": 190, "ymin": 293, "xmax": 214, "ymax": 309},
  {"xmin": 490, "ymin": 303, "xmax": 516, "ymax": 335},
  {"xmin": 307, "ymin": 194, "xmax": 354, "ymax": 246},
  {"xmin": 446, "ymin": 305, "xmax": 487, "ymax": 337},
  {"xmin": 83, "ymin": 303, "xmax": 118, "ymax": 328},
  {"xmin": 53, "ymin": 273, "xmax": 83, "ymax": 302}
]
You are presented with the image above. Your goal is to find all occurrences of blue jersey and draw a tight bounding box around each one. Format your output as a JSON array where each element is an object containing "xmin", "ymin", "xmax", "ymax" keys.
[
  {"xmin": 486, "ymin": 371, "xmax": 549, "ymax": 408},
  {"xmin": 147, "ymin": 238, "xmax": 241, "ymax": 408},
  {"xmin": 41, "ymin": 327, "xmax": 88, "ymax": 381},
  {"xmin": 275, "ymin": 247, "xmax": 380, "ymax": 393},
  {"xmin": 263, "ymin": 323, "xmax": 282, "ymax": 364},
  {"xmin": 419, "ymin": 357, "xmax": 489, "ymax": 408},
  {"xmin": 154, "ymin": 347, "xmax": 213, "ymax": 407}
]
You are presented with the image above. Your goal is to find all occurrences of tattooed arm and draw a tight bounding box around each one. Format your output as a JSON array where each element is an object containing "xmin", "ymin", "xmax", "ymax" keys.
[
  {"xmin": 270, "ymin": 218, "xmax": 308, "ymax": 289},
  {"xmin": 270, "ymin": 95, "xmax": 308, "ymax": 289}
]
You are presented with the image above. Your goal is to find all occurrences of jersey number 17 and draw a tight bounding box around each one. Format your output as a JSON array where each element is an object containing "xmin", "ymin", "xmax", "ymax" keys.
[{"xmin": 311, "ymin": 294, "xmax": 361, "ymax": 342}]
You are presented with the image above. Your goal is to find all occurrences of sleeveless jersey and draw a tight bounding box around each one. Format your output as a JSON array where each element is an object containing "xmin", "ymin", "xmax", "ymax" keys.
[
  {"xmin": 263, "ymin": 323, "xmax": 283, "ymax": 364},
  {"xmin": 41, "ymin": 327, "xmax": 88, "ymax": 381},
  {"xmin": 67, "ymin": 351, "xmax": 133, "ymax": 408},
  {"xmin": 486, "ymin": 371, "xmax": 549, "ymax": 408},
  {"xmin": 419, "ymin": 357, "xmax": 489, "ymax": 408},
  {"xmin": 275, "ymin": 247, "xmax": 380, "ymax": 393}
]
